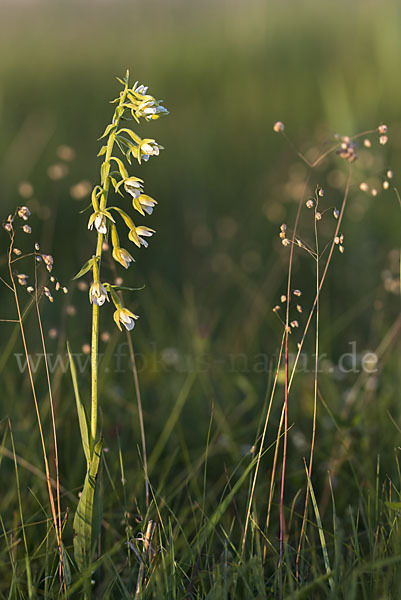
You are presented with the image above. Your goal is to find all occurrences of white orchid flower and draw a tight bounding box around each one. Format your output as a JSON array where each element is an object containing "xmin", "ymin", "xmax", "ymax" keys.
[{"xmin": 113, "ymin": 307, "xmax": 139, "ymax": 331}]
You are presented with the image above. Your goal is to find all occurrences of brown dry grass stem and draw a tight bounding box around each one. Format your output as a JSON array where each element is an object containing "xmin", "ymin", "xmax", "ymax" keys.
[
  {"xmin": 241, "ymin": 331, "xmax": 285, "ymax": 558},
  {"xmin": 7, "ymin": 227, "xmax": 66, "ymax": 594}
]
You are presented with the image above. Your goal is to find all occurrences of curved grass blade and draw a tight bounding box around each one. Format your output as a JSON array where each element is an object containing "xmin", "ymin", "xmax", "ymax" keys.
[{"xmin": 67, "ymin": 341, "xmax": 90, "ymax": 466}]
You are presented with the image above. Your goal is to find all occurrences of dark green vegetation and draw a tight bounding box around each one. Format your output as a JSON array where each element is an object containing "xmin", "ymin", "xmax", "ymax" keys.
[{"xmin": 0, "ymin": 0, "xmax": 400, "ymax": 597}]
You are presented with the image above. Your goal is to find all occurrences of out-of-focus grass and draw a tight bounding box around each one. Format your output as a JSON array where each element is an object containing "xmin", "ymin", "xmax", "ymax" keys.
[{"xmin": 0, "ymin": 0, "xmax": 400, "ymax": 596}]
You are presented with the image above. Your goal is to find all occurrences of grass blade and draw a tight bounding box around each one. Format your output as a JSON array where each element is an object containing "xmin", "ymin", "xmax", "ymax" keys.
[
  {"xmin": 67, "ymin": 341, "xmax": 90, "ymax": 466},
  {"xmin": 304, "ymin": 461, "xmax": 334, "ymax": 591}
]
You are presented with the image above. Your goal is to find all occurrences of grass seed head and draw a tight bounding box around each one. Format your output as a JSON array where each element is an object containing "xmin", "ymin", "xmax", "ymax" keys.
[{"xmin": 273, "ymin": 120, "xmax": 285, "ymax": 133}]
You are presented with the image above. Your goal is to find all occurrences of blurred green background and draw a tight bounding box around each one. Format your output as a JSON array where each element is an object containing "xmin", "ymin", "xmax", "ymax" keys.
[{"xmin": 0, "ymin": 0, "xmax": 400, "ymax": 528}]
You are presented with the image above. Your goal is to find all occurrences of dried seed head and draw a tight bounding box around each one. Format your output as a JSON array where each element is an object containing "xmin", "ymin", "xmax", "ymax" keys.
[
  {"xmin": 333, "ymin": 208, "xmax": 339, "ymax": 219},
  {"xmin": 42, "ymin": 254, "xmax": 54, "ymax": 272},
  {"xmin": 293, "ymin": 289, "xmax": 302, "ymax": 296},
  {"xmin": 339, "ymin": 245, "xmax": 344, "ymax": 253},
  {"xmin": 280, "ymin": 223, "xmax": 287, "ymax": 232},
  {"xmin": 17, "ymin": 206, "xmax": 31, "ymax": 220},
  {"xmin": 378, "ymin": 124, "xmax": 388, "ymax": 134},
  {"xmin": 387, "ymin": 170, "xmax": 393, "ymax": 179},
  {"xmin": 279, "ymin": 231, "xmax": 286, "ymax": 239},
  {"xmin": 282, "ymin": 238, "xmax": 290, "ymax": 246},
  {"xmin": 383, "ymin": 180, "xmax": 389, "ymax": 190},
  {"xmin": 63, "ymin": 287, "xmax": 68, "ymax": 294},
  {"xmin": 43, "ymin": 286, "xmax": 54, "ymax": 302},
  {"xmin": 55, "ymin": 281, "xmax": 61, "ymax": 291},
  {"xmin": 35, "ymin": 242, "xmax": 40, "ymax": 251},
  {"xmin": 363, "ymin": 139, "xmax": 372, "ymax": 148},
  {"xmin": 273, "ymin": 121, "xmax": 285, "ymax": 133},
  {"xmin": 3, "ymin": 222, "xmax": 12, "ymax": 232},
  {"xmin": 296, "ymin": 304, "xmax": 302, "ymax": 313},
  {"xmin": 315, "ymin": 212, "xmax": 322, "ymax": 221},
  {"xmin": 371, "ymin": 188, "xmax": 378, "ymax": 197},
  {"xmin": 26, "ymin": 286, "xmax": 34, "ymax": 293},
  {"xmin": 379, "ymin": 135, "xmax": 388, "ymax": 145},
  {"xmin": 306, "ymin": 199, "xmax": 314, "ymax": 208},
  {"xmin": 318, "ymin": 187, "xmax": 324, "ymax": 197},
  {"xmin": 290, "ymin": 320, "xmax": 299, "ymax": 328},
  {"xmin": 337, "ymin": 140, "xmax": 357, "ymax": 162},
  {"xmin": 360, "ymin": 182, "xmax": 369, "ymax": 192},
  {"xmin": 17, "ymin": 273, "xmax": 28, "ymax": 286},
  {"xmin": 22, "ymin": 224, "xmax": 31, "ymax": 234},
  {"xmin": 280, "ymin": 295, "xmax": 287, "ymax": 303},
  {"xmin": 273, "ymin": 305, "xmax": 280, "ymax": 312},
  {"xmin": 13, "ymin": 248, "xmax": 22, "ymax": 256},
  {"xmin": 334, "ymin": 236, "xmax": 340, "ymax": 245}
]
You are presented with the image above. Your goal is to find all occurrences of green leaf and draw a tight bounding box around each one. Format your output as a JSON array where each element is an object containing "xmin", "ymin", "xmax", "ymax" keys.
[
  {"xmin": 78, "ymin": 203, "xmax": 92, "ymax": 215},
  {"xmin": 115, "ymin": 106, "xmax": 124, "ymax": 120},
  {"xmin": 100, "ymin": 161, "xmax": 109, "ymax": 184},
  {"xmin": 100, "ymin": 209, "xmax": 116, "ymax": 223},
  {"xmin": 111, "ymin": 285, "xmax": 145, "ymax": 292},
  {"xmin": 98, "ymin": 123, "xmax": 116, "ymax": 141},
  {"xmin": 97, "ymin": 145, "xmax": 107, "ymax": 157},
  {"xmin": 386, "ymin": 502, "xmax": 401, "ymax": 510},
  {"xmin": 73, "ymin": 438, "xmax": 103, "ymax": 572},
  {"xmin": 109, "ymin": 156, "xmax": 128, "ymax": 180},
  {"xmin": 92, "ymin": 476, "xmax": 103, "ymax": 547},
  {"xmin": 61, "ymin": 542, "xmax": 71, "ymax": 589},
  {"xmin": 72, "ymin": 257, "xmax": 94, "ymax": 280},
  {"xmin": 108, "ymin": 206, "xmax": 135, "ymax": 230},
  {"xmin": 116, "ymin": 127, "xmax": 142, "ymax": 145},
  {"xmin": 91, "ymin": 185, "xmax": 102, "ymax": 212},
  {"xmin": 67, "ymin": 341, "xmax": 90, "ymax": 466}
]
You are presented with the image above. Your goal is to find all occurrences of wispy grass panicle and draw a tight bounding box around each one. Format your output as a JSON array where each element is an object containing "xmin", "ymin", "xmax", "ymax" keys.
[{"xmin": 269, "ymin": 121, "xmax": 393, "ymax": 589}]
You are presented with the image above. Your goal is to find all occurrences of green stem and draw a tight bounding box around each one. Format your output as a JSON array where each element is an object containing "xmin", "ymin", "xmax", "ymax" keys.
[{"xmin": 90, "ymin": 83, "xmax": 129, "ymax": 456}]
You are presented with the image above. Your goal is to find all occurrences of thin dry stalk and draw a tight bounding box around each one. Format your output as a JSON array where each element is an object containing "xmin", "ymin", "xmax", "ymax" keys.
[
  {"xmin": 7, "ymin": 229, "xmax": 66, "ymax": 593},
  {"xmin": 126, "ymin": 330, "xmax": 149, "ymax": 510},
  {"xmin": 241, "ymin": 331, "xmax": 285, "ymax": 557},
  {"xmin": 279, "ymin": 171, "xmax": 312, "ymax": 571},
  {"xmin": 295, "ymin": 190, "xmax": 321, "ymax": 577},
  {"xmin": 135, "ymin": 519, "xmax": 157, "ymax": 599}
]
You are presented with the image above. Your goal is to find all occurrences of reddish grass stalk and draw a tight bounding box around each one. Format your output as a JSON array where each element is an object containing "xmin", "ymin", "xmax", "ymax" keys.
[{"xmin": 279, "ymin": 171, "xmax": 312, "ymax": 571}]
